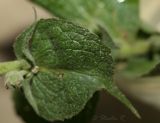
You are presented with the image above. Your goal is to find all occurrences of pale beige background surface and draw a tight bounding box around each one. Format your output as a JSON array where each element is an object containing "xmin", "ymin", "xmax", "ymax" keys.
[
  {"xmin": 0, "ymin": 78, "xmax": 22, "ymax": 123},
  {"xmin": 141, "ymin": 0, "xmax": 160, "ymax": 32},
  {"xmin": 0, "ymin": 0, "xmax": 52, "ymax": 45}
]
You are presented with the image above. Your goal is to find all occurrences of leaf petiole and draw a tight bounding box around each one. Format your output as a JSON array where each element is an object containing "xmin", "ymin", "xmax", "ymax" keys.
[{"xmin": 0, "ymin": 59, "xmax": 31, "ymax": 75}]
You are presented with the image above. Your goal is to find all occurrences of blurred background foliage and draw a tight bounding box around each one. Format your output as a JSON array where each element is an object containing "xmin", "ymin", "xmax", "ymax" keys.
[{"xmin": 1, "ymin": 0, "xmax": 160, "ymax": 123}]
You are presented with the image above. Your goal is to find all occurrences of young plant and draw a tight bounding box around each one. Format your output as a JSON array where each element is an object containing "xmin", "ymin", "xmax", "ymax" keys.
[
  {"xmin": 0, "ymin": 19, "xmax": 139, "ymax": 122},
  {"xmin": 30, "ymin": 0, "xmax": 160, "ymax": 77}
]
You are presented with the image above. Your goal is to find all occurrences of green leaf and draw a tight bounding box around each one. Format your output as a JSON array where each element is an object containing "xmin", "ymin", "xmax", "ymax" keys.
[
  {"xmin": 13, "ymin": 90, "xmax": 99, "ymax": 123},
  {"xmin": 121, "ymin": 58, "xmax": 160, "ymax": 78},
  {"xmin": 30, "ymin": 0, "xmax": 140, "ymax": 43},
  {"xmin": 13, "ymin": 19, "xmax": 139, "ymax": 121},
  {"xmin": 31, "ymin": 0, "xmax": 150, "ymax": 60},
  {"xmin": 22, "ymin": 70, "xmax": 104, "ymax": 121},
  {"xmin": 129, "ymin": 35, "xmax": 160, "ymax": 77},
  {"xmin": 13, "ymin": 90, "xmax": 50, "ymax": 123}
]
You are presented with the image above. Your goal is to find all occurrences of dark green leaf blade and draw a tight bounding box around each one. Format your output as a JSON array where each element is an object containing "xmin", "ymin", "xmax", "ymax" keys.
[
  {"xmin": 13, "ymin": 88, "xmax": 99, "ymax": 123},
  {"xmin": 22, "ymin": 70, "xmax": 103, "ymax": 121},
  {"xmin": 13, "ymin": 89, "xmax": 50, "ymax": 123},
  {"xmin": 14, "ymin": 19, "xmax": 139, "ymax": 120}
]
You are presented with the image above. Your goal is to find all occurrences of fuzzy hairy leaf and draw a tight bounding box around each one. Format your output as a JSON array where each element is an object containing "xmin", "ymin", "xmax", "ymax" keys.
[
  {"xmin": 13, "ymin": 90, "xmax": 50, "ymax": 123},
  {"xmin": 13, "ymin": 19, "xmax": 139, "ymax": 121},
  {"xmin": 13, "ymin": 90, "xmax": 99, "ymax": 123}
]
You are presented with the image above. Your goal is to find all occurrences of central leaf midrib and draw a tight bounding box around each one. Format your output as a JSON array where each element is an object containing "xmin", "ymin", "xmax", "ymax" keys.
[{"xmin": 38, "ymin": 66, "xmax": 105, "ymax": 87}]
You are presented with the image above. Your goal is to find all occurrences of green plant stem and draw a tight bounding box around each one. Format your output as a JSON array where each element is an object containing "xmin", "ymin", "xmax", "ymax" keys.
[{"xmin": 0, "ymin": 60, "xmax": 31, "ymax": 75}]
